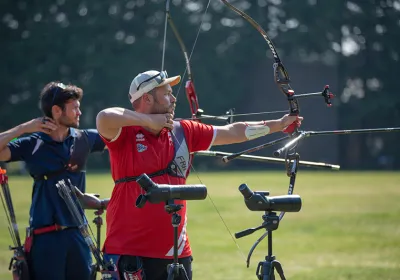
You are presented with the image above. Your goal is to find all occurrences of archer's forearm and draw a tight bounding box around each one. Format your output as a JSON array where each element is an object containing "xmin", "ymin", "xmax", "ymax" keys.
[
  {"xmin": 0, "ymin": 125, "xmax": 26, "ymax": 151},
  {"xmin": 0, "ymin": 125, "xmax": 28, "ymax": 161},
  {"xmin": 78, "ymin": 193, "xmax": 108, "ymax": 210},
  {"xmin": 96, "ymin": 107, "xmax": 151, "ymax": 130},
  {"xmin": 213, "ymin": 120, "xmax": 284, "ymax": 146},
  {"xmin": 79, "ymin": 193, "xmax": 102, "ymax": 210},
  {"xmin": 74, "ymin": 187, "xmax": 109, "ymax": 210},
  {"xmin": 244, "ymin": 119, "xmax": 285, "ymax": 134}
]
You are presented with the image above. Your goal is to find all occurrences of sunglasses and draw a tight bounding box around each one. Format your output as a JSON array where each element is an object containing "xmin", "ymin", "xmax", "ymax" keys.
[{"xmin": 136, "ymin": 71, "xmax": 168, "ymax": 91}]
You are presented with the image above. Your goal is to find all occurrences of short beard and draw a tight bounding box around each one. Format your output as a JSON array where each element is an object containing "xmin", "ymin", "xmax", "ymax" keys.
[
  {"xmin": 59, "ymin": 114, "xmax": 79, "ymax": 128},
  {"xmin": 150, "ymin": 94, "xmax": 169, "ymax": 114},
  {"xmin": 151, "ymin": 104, "xmax": 169, "ymax": 114}
]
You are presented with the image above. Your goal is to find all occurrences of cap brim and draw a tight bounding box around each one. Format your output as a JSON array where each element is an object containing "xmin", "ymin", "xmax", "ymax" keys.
[{"xmin": 156, "ymin": 75, "xmax": 181, "ymax": 88}]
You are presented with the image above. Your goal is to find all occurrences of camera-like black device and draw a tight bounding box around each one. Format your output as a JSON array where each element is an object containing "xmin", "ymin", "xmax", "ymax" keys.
[
  {"xmin": 135, "ymin": 173, "xmax": 207, "ymax": 208},
  {"xmin": 239, "ymin": 183, "xmax": 302, "ymax": 212}
]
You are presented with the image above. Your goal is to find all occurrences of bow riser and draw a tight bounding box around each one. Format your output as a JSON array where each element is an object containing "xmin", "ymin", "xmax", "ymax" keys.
[{"xmin": 185, "ymin": 80, "xmax": 201, "ymax": 122}]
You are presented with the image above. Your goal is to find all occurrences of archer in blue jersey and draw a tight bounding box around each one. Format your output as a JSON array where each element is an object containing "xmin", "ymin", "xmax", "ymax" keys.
[{"xmin": 0, "ymin": 81, "xmax": 107, "ymax": 280}]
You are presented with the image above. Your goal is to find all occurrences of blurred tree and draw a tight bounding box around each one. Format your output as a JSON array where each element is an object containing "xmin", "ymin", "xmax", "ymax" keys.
[{"xmin": 1, "ymin": 0, "xmax": 399, "ymax": 170}]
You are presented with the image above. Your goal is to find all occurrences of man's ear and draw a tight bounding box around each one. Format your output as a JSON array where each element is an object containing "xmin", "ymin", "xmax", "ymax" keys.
[
  {"xmin": 51, "ymin": 105, "xmax": 62, "ymax": 118},
  {"xmin": 142, "ymin": 93, "xmax": 153, "ymax": 104}
]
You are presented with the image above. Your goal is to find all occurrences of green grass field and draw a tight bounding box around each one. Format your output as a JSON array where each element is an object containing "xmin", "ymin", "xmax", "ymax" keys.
[{"xmin": 0, "ymin": 171, "xmax": 399, "ymax": 279}]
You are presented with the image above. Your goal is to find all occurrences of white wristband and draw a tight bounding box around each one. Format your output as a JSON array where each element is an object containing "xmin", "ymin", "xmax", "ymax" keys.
[{"xmin": 244, "ymin": 121, "xmax": 271, "ymax": 140}]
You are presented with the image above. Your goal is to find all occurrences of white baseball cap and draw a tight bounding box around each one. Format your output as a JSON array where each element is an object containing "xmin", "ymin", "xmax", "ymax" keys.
[{"xmin": 129, "ymin": 70, "xmax": 181, "ymax": 102}]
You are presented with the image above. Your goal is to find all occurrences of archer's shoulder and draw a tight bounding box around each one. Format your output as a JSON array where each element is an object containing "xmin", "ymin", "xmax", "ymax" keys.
[
  {"xmin": 79, "ymin": 128, "xmax": 100, "ymax": 136},
  {"xmin": 178, "ymin": 119, "xmax": 214, "ymax": 132},
  {"xmin": 21, "ymin": 132, "xmax": 42, "ymax": 142},
  {"xmin": 7, "ymin": 133, "xmax": 39, "ymax": 148}
]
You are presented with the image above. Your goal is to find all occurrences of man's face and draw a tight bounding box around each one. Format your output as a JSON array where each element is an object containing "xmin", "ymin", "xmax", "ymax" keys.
[
  {"xmin": 57, "ymin": 99, "xmax": 82, "ymax": 128},
  {"xmin": 149, "ymin": 84, "xmax": 176, "ymax": 115}
]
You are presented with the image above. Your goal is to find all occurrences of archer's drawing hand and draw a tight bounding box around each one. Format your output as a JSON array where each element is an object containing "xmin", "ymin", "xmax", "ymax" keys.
[
  {"xmin": 279, "ymin": 114, "xmax": 303, "ymax": 130},
  {"xmin": 147, "ymin": 113, "xmax": 174, "ymax": 131},
  {"xmin": 21, "ymin": 117, "xmax": 58, "ymax": 134}
]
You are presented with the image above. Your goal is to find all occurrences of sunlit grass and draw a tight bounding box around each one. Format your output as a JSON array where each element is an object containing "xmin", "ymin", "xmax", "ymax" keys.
[{"xmin": 0, "ymin": 171, "xmax": 399, "ymax": 279}]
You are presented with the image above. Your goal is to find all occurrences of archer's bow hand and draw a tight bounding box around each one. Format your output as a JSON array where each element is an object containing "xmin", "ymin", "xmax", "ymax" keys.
[{"xmin": 280, "ymin": 114, "xmax": 303, "ymax": 133}]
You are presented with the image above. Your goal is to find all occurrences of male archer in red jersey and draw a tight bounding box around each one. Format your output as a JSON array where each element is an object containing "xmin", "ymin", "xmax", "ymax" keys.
[{"xmin": 96, "ymin": 70, "xmax": 302, "ymax": 280}]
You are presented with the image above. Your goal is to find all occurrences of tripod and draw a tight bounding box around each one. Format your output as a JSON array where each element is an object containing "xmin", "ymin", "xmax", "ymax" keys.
[
  {"xmin": 165, "ymin": 202, "xmax": 190, "ymax": 280},
  {"xmin": 255, "ymin": 211, "xmax": 286, "ymax": 280}
]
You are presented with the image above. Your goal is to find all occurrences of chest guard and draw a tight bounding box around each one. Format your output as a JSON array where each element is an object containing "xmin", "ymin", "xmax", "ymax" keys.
[
  {"xmin": 33, "ymin": 130, "xmax": 90, "ymax": 181},
  {"xmin": 114, "ymin": 121, "xmax": 191, "ymax": 184},
  {"xmin": 165, "ymin": 121, "xmax": 191, "ymax": 178},
  {"xmin": 67, "ymin": 130, "xmax": 90, "ymax": 173}
]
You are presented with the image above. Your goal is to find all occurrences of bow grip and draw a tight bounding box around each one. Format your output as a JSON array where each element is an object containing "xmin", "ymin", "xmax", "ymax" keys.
[
  {"xmin": 322, "ymin": 85, "xmax": 334, "ymax": 107},
  {"xmin": 283, "ymin": 120, "xmax": 299, "ymax": 134},
  {"xmin": 283, "ymin": 89, "xmax": 300, "ymax": 134}
]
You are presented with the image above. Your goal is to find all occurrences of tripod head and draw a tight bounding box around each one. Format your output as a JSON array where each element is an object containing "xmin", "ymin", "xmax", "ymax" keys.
[
  {"xmin": 235, "ymin": 183, "xmax": 302, "ymax": 270},
  {"xmin": 235, "ymin": 183, "xmax": 301, "ymax": 239},
  {"xmin": 235, "ymin": 211, "xmax": 281, "ymax": 239},
  {"xmin": 165, "ymin": 202, "xmax": 184, "ymax": 215}
]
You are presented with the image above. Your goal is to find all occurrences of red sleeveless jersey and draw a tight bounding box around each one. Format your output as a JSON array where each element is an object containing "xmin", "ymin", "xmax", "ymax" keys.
[{"xmin": 101, "ymin": 120, "xmax": 214, "ymax": 258}]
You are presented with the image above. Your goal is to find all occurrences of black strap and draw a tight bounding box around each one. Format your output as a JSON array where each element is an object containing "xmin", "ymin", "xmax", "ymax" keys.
[
  {"xmin": 32, "ymin": 168, "xmax": 68, "ymax": 181},
  {"xmin": 32, "ymin": 129, "xmax": 89, "ymax": 182},
  {"xmin": 114, "ymin": 170, "xmax": 168, "ymax": 184}
]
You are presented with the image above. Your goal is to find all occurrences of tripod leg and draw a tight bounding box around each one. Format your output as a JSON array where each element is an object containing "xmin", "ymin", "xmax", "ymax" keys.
[
  {"xmin": 166, "ymin": 263, "xmax": 190, "ymax": 280},
  {"xmin": 257, "ymin": 260, "xmax": 274, "ymax": 280},
  {"xmin": 166, "ymin": 264, "xmax": 175, "ymax": 280},
  {"xmin": 267, "ymin": 268, "xmax": 275, "ymax": 280},
  {"xmin": 271, "ymin": 260, "xmax": 286, "ymax": 280},
  {"xmin": 178, "ymin": 264, "xmax": 190, "ymax": 280}
]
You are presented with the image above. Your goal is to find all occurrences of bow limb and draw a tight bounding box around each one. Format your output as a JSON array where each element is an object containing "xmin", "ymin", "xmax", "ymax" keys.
[
  {"xmin": 220, "ymin": 0, "xmax": 301, "ymax": 263},
  {"xmin": 167, "ymin": 2, "xmax": 235, "ymax": 124},
  {"xmin": 166, "ymin": 14, "xmax": 200, "ymax": 122},
  {"xmin": 161, "ymin": 0, "xmax": 247, "ymax": 261},
  {"xmin": 220, "ymin": 0, "xmax": 300, "ymax": 134}
]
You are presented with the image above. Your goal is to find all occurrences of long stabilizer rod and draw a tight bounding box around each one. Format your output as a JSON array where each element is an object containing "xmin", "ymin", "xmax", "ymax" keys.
[
  {"xmin": 195, "ymin": 150, "xmax": 340, "ymax": 170},
  {"xmin": 304, "ymin": 127, "xmax": 400, "ymax": 136},
  {"xmin": 272, "ymin": 127, "xmax": 400, "ymax": 158}
]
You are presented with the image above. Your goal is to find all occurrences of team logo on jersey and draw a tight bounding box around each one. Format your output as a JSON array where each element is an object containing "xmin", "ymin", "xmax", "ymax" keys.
[
  {"xmin": 31, "ymin": 139, "xmax": 44, "ymax": 155},
  {"xmin": 137, "ymin": 143, "xmax": 147, "ymax": 153},
  {"xmin": 136, "ymin": 133, "xmax": 145, "ymax": 142}
]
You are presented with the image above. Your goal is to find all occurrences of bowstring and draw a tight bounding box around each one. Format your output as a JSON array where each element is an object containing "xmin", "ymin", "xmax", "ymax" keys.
[
  {"xmin": 172, "ymin": 0, "xmax": 212, "ymax": 102},
  {"xmin": 161, "ymin": 0, "xmax": 170, "ymax": 72},
  {"xmin": 178, "ymin": 109, "xmax": 289, "ymax": 121},
  {"xmin": 160, "ymin": 0, "xmax": 246, "ymax": 261}
]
